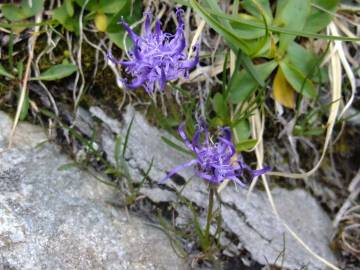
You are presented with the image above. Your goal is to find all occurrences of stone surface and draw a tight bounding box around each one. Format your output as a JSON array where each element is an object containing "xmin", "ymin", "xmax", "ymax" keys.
[
  {"xmin": 91, "ymin": 106, "xmax": 338, "ymax": 270},
  {"xmin": 221, "ymin": 188, "xmax": 336, "ymax": 269},
  {"xmin": 0, "ymin": 111, "xmax": 185, "ymax": 270}
]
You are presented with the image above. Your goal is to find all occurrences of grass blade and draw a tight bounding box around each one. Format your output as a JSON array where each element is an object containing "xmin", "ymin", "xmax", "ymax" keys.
[
  {"xmin": 203, "ymin": 6, "xmax": 360, "ymax": 42},
  {"xmin": 122, "ymin": 115, "xmax": 135, "ymax": 159}
]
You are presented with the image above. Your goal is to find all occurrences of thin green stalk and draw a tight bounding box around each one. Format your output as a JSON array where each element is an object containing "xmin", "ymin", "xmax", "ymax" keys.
[
  {"xmin": 8, "ymin": 27, "xmax": 14, "ymax": 71},
  {"xmin": 204, "ymin": 185, "xmax": 215, "ymax": 249}
]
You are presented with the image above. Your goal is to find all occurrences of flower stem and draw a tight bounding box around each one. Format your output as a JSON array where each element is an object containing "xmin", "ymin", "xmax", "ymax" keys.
[{"xmin": 204, "ymin": 185, "xmax": 215, "ymax": 249}]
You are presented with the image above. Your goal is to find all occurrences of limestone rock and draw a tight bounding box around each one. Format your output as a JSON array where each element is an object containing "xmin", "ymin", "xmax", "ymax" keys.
[{"xmin": 0, "ymin": 111, "xmax": 185, "ymax": 270}]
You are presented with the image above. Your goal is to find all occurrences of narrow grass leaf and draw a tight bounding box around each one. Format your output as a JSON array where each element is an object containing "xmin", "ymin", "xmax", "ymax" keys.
[
  {"xmin": 161, "ymin": 136, "xmax": 193, "ymax": 156},
  {"xmin": 58, "ymin": 162, "xmax": 78, "ymax": 171},
  {"xmin": 0, "ymin": 64, "xmax": 14, "ymax": 79},
  {"xmin": 189, "ymin": 0, "xmax": 252, "ymax": 54},
  {"xmin": 19, "ymin": 91, "xmax": 30, "ymax": 120},
  {"xmin": 114, "ymin": 135, "xmax": 122, "ymax": 167},
  {"xmin": 203, "ymin": 8, "xmax": 360, "ymax": 42},
  {"xmin": 122, "ymin": 115, "xmax": 135, "ymax": 159},
  {"xmin": 238, "ymin": 50, "xmax": 265, "ymax": 87},
  {"xmin": 139, "ymin": 158, "xmax": 153, "ymax": 186},
  {"xmin": 157, "ymin": 213, "xmax": 188, "ymax": 258}
]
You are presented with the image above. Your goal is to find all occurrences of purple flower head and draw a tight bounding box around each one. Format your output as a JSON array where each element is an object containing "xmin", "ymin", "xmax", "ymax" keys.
[
  {"xmin": 160, "ymin": 123, "xmax": 271, "ymax": 186},
  {"xmin": 108, "ymin": 8, "xmax": 199, "ymax": 94}
]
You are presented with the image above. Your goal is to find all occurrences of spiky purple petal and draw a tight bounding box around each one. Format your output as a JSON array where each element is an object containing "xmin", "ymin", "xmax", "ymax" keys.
[
  {"xmin": 109, "ymin": 9, "xmax": 199, "ymax": 94},
  {"xmin": 159, "ymin": 123, "xmax": 271, "ymax": 186}
]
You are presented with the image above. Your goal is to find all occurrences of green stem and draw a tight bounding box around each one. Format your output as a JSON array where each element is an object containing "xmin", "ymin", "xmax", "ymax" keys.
[
  {"xmin": 9, "ymin": 27, "xmax": 14, "ymax": 71},
  {"xmin": 204, "ymin": 185, "xmax": 215, "ymax": 249}
]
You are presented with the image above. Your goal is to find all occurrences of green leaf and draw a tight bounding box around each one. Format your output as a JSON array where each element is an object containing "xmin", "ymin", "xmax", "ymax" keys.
[
  {"xmin": 2, "ymin": 0, "xmax": 44, "ymax": 21},
  {"xmin": 108, "ymin": 31, "xmax": 130, "ymax": 50},
  {"xmin": 228, "ymin": 61, "xmax": 278, "ymax": 103},
  {"xmin": 212, "ymin": 93, "xmax": 228, "ymax": 119},
  {"xmin": 293, "ymin": 125, "xmax": 324, "ymax": 136},
  {"xmin": 229, "ymin": 15, "xmax": 266, "ymax": 40},
  {"xmin": 304, "ymin": 0, "xmax": 339, "ymax": 33},
  {"xmin": 2, "ymin": 5, "xmax": 28, "ymax": 21},
  {"xmin": 287, "ymin": 42, "xmax": 327, "ymax": 83},
  {"xmin": 21, "ymin": 0, "xmax": 44, "ymax": 17},
  {"xmin": 106, "ymin": 0, "xmax": 142, "ymax": 33},
  {"xmin": 74, "ymin": 0, "xmax": 128, "ymax": 14},
  {"xmin": 279, "ymin": 61, "xmax": 317, "ymax": 98},
  {"xmin": 287, "ymin": 42, "xmax": 317, "ymax": 74},
  {"xmin": 65, "ymin": 0, "xmax": 74, "ymax": 17},
  {"xmin": 233, "ymin": 119, "xmax": 251, "ymax": 142},
  {"xmin": 96, "ymin": 0, "xmax": 125, "ymax": 14},
  {"xmin": 31, "ymin": 64, "xmax": 77, "ymax": 81},
  {"xmin": 274, "ymin": 0, "xmax": 311, "ymax": 52},
  {"xmin": 105, "ymin": 0, "xmax": 142, "ymax": 50},
  {"xmin": 242, "ymin": 0, "xmax": 273, "ymax": 23},
  {"xmin": 0, "ymin": 64, "xmax": 15, "ymax": 79},
  {"xmin": 236, "ymin": 139, "xmax": 257, "ymax": 151},
  {"xmin": 53, "ymin": 3, "xmax": 80, "ymax": 34}
]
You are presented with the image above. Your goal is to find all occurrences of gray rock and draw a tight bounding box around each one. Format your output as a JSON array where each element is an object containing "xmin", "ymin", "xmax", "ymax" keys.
[
  {"xmin": 90, "ymin": 106, "xmax": 122, "ymax": 134},
  {"xmin": 139, "ymin": 187, "xmax": 177, "ymax": 203},
  {"xmin": 74, "ymin": 107, "xmax": 94, "ymax": 137},
  {"xmin": 0, "ymin": 111, "xmax": 186, "ymax": 270},
  {"xmin": 95, "ymin": 106, "xmax": 337, "ymax": 270},
  {"xmin": 221, "ymin": 187, "xmax": 337, "ymax": 269}
]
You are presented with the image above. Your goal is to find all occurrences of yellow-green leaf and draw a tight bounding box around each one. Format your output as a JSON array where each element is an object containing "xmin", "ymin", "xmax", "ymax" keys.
[
  {"xmin": 95, "ymin": 12, "xmax": 108, "ymax": 32},
  {"xmin": 273, "ymin": 68, "xmax": 296, "ymax": 109}
]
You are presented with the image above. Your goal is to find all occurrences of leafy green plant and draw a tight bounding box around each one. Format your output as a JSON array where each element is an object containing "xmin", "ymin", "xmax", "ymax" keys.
[
  {"xmin": 2, "ymin": 0, "xmax": 44, "ymax": 21},
  {"xmin": 185, "ymin": 0, "xmax": 358, "ymax": 146},
  {"xmin": 52, "ymin": 0, "xmax": 142, "ymax": 49}
]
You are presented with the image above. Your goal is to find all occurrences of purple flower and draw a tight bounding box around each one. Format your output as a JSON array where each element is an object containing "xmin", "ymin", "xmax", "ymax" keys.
[
  {"xmin": 108, "ymin": 9, "xmax": 199, "ymax": 94},
  {"xmin": 160, "ymin": 123, "xmax": 271, "ymax": 186}
]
